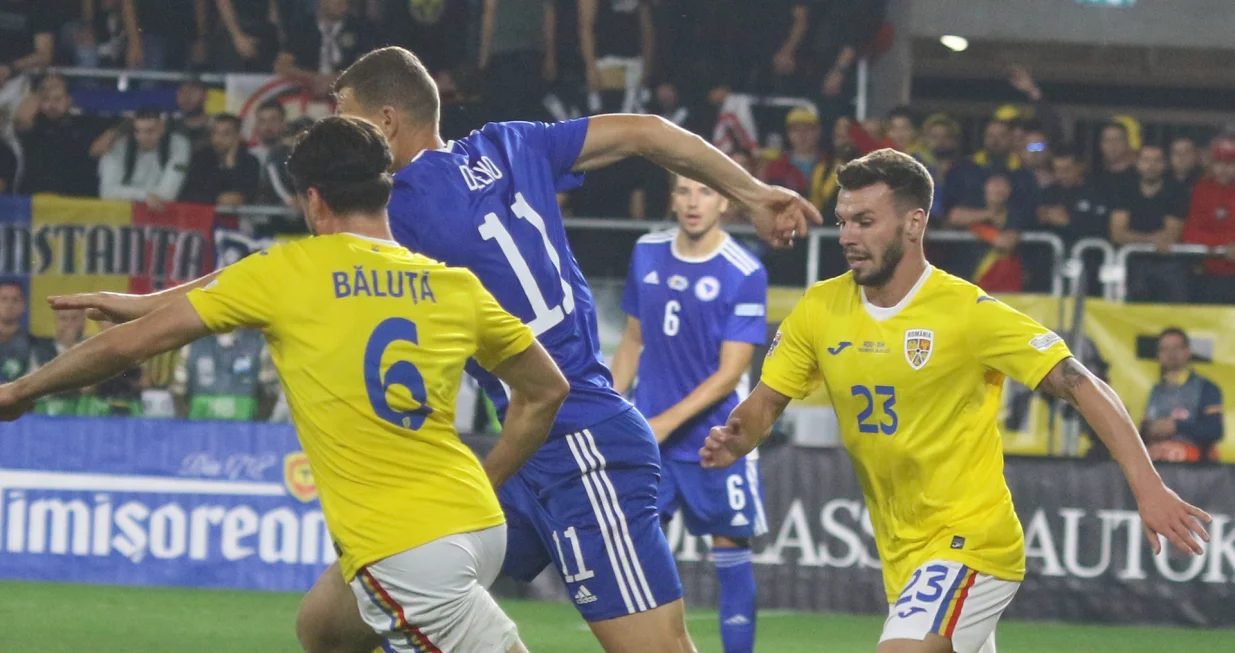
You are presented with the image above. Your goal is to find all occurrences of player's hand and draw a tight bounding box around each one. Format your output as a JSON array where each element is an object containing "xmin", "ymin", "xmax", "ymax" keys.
[
  {"xmin": 1137, "ymin": 483, "xmax": 1211, "ymax": 556},
  {"xmin": 48, "ymin": 291, "xmax": 149, "ymax": 324},
  {"xmin": 746, "ymin": 185, "xmax": 823, "ymax": 249},
  {"xmin": 0, "ymin": 384, "xmax": 33, "ymax": 422},
  {"xmin": 699, "ymin": 417, "xmax": 744, "ymax": 469}
]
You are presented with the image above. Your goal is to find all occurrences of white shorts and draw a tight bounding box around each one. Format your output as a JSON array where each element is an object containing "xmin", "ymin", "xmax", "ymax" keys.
[
  {"xmin": 880, "ymin": 560, "xmax": 1020, "ymax": 653},
  {"xmin": 350, "ymin": 524, "xmax": 519, "ymax": 653}
]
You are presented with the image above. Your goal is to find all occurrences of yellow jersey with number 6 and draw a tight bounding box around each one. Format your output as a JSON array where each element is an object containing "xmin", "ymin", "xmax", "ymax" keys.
[
  {"xmin": 761, "ymin": 266, "xmax": 1071, "ymax": 602},
  {"xmin": 187, "ymin": 233, "xmax": 535, "ymax": 580}
]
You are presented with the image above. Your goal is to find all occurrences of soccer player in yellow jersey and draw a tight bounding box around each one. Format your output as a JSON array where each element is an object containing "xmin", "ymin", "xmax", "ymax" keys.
[
  {"xmin": 700, "ymin": 149, "xmax": 1212, "ymax": 653},
  {"xmin": 0, "ymin": 116, "xmax": 571, "ymax": 653}
]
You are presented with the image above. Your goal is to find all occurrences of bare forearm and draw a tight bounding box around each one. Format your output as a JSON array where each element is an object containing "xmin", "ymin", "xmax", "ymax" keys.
[
  {"xmin": 656, "ymin": 371, "xmax": 742, "ymax": 434},
  {"xmin": 12, "ymin": 35, "xmax": 53, "ymax": 71},
  {"xmin": 610, "ymin": 335, "xmax": 640, "ymax": 395},
  {"xmin": 780, "ymin": 7, "xmax": 808, "ymax": 55},
  {"xmin": 728, "ymin": 386, "xmax": 789, "ymax": 456},
  {"xmin": 479, "ymin": 0, "xmax": 499, "ymax": 67},
  {"xmin": 616, "ymin": 116, "xmax": 767, "ymax": 206},
  {"xmin": 122, "ymin": 0, "xmax": 141, "ymax": 44},
  {"xmin": 12, "ymin": 325, "xmax": 147, "ymax": 402},
  {"xmin": 215, "ymin": 0, "xmax": 244, "ymax": 37},
  {"xmin": 483, "ymin": 393, "xmax": 558, "ymax": 488}
]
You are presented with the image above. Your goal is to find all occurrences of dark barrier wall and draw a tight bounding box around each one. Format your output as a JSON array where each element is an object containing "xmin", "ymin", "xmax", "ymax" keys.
[{"xmin": 2, "ymin": 418, "xmax": 1233, "ymax": 626}]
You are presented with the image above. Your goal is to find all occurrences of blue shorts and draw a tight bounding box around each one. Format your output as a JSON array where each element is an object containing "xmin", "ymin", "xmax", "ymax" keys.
[
  {"xmin": 658, "ymin": 454, "xmax": 767, "ymax": 540},
  {"xmin": 499, "ymin": 407, "xmax": 683, "ymax": 622}
]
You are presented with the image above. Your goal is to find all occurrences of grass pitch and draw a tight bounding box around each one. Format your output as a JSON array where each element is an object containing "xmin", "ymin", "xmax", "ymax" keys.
[{"xmin": 0, "ymin": 581, "xmax": 1231, "ymax": 652}]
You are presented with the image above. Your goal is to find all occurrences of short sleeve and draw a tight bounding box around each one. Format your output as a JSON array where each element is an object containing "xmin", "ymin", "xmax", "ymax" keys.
[
  {"xmin": 485, "ymin": 119, "xmax": 590, "ymax": 192},
  {"xmin": 620, "ymin": 247, "xmax": 643, "ymax": 316},
  {"xmin": 724, "ymin": 268, "xmax": 768, "ymax": 345},
  {"xmin": 186, "ymin": 248, "xmax": 284, "ymax": 333},
  {"xmin": 969, "ymin": 295, "xmax": 1072, "ymax": 388},
  {"xmin": 470, "ymin": 272, "xmax": 537, "ymax": 371},
  {"xmin": 759, "ymin": 293, "xmax": 823, "ymax": 400}
]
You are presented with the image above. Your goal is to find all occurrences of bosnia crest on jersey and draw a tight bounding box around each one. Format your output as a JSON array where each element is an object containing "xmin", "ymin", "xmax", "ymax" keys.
[{"xmin": 904, "ymin": 329, "xmax": 934, "ymax": 370}]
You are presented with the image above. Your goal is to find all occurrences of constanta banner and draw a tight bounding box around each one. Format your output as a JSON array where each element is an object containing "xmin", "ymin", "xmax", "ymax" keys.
[{"xmin": 0, "ymin": 195, "xmax": 218, "ymax": 338}]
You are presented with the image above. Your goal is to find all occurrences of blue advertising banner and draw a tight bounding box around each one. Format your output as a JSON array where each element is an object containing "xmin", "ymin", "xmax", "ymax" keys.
[{"xmin": 0, "ymin": 417, "xmax": 332, "ymax": 592}]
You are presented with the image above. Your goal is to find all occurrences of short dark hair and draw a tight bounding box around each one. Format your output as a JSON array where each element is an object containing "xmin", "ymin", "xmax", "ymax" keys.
[
  {"xmin": 213, "ymin": 113, "xmax": 242, "ymax": 130},
  {"xmin": 257, "ymin": 99, "xmax": 286, "ymax": 117},
  {"xmin": 836, "ymin": 148, "xmax": 934, "ymax": 214},
  {"xmin": 335, "ymin": 47, "xmax": 439, "ymax": 125},
  {"xmin": 887, "ymin": 106, "xmax": 916, "ymax": 126},
  {"xmin": 134, "ymin": 107, "xmax": 163, "ymax": 122},
  {"xmin": 1103, "ymin": 121, "xmax": 1129, "ymax": 138},
  {"xmin": 1051, "ymin": 144, "xmax": 1081, "ymax": 161},
  {"xmin": 287, "ymin": 116, "xmax": 394, "ymax": 215},
  {"xmin": 1159, "ymin": 327, "xmax": 1189, "ymax": 347},
  {"xmin": 1170, "ymin": 134, "xmax": 1196, "ymax": 147},
  {"xmin": 1139, "ymin": 139, "xmax": 1166, "ymax": 154},
  {"xmin": 0, "ymin": 280, "xmax": 25, "ymax": 296}
]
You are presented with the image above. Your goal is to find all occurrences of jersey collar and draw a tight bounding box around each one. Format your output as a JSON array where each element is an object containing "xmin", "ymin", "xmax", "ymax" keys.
[
  {"xmin": 408, "ymin": 141, "xmax": 457, "ymax": 164},
  {"xmin": 341, "ymin": 232, "xmax": 401, "ymax": 248},
  {"xmin": 671, "ymin": 229, "xmax": 731, "ymax": 263},
  {"xmin": 860, "ymin": 265, "xmax": 934, "ymax": 322}
]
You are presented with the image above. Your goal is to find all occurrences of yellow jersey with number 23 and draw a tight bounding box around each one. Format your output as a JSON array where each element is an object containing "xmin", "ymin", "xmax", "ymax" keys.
[
  {"xmin": 761, "ymin": 266, "xmax": 1072, "ymax": 602},
  {"xmin": 187, "ymin": 233, "xmax": 535, "ymax": 580}
]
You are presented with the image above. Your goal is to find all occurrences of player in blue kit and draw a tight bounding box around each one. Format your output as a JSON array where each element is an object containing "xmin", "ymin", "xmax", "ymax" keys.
[
  {"xmin": 294, "ymin": 47, "xmax": 819, "ymax": 653},
  {"xmin": 611, "ymin": 175, "xmax": 768, "ymax": 653}
]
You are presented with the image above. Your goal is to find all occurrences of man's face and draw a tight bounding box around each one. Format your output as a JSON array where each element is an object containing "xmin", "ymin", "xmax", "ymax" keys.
[
  {"xmin": 887, "ymin": 116, "xmax": 916, "ymax": 150},
  {"xmin": 1157, "ymin": 333, "xmax": 1191, "ymax": 373},
  {"xmin": 832, "ymin": 117, "xmax": 854, "ymax": 152},
  {"xmin": 1171, "ymin": 138, "xmax": 1198, "ymax": 174},
  {"xmin": 1213, "ymin": 160, "xmax": 1235, "ymax": 186},
  {"xmin": 836, "ymin": 183, "xmax": 909, "ymax": 287},
  {"xmin": 38, "ymin": 79, "xmax": 71, "ymax": 120},
  {"xmin": 1137, "ymin": 147, "xmax": 1167, "ymax": 183},
  {"xmin": 1022, "ymin": 131, "xmax": 1049, "ymax": 169},
  {"xmin": 1052, "ymin": 156, "xmax": 1084, "ymax": 187},
  {"xmin": 1101, "ymin": 126, "xmax": 1131, "ymax": 166},
  {"xmin": 212, "ymin": 120, "xmax": 241, "ymax": 155},
  {"xmin": 925, "ymin": 123, "xmax": 957, "ymax": 154},
  {"xmin": 672, "ymin": 177, "xmax": 727, "ymax": 238},
  {"xmin": 984, "ymin": 175, "xmax": 1012, "ymax": 209},
  {"xmin": 787, "ymin": 122, "xmax": 821, "ymax": 157},
  {"xmin": 54, "ymin": 309, "xmax": 85, "ymax": 345},
  {"xmin": 320, "ymin": 0, "xmax": 349, "ymax": 20},
  {"xmin": 0, "ymin": 285, "xmax": 26, "ymax": 323},
  {"xmin": 984, "ymin": 122, "xmax": 1012, "ymax": 156},
  {"xmin": 133, "ymin": 117, "xmax": 165, "ymax": 151},
  {"xmin": 255, "ymin": 107, "xmax": 285, "ymax": 145},
  {"xmin": 177, "ymin": 83, "xmax": 206, "ymax": 114}
]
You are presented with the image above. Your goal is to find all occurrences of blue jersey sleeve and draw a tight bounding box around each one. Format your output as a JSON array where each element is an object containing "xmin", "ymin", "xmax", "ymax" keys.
[
  {"xmin": 487, "ymin": 118, "xmax": 590, "ymax": 192},
  {"xmin": 724, "ymin": 267, "xmax": 768, "ymax": 345},
  {"xmin": 620, "ymin": 247, "xmax": 642, "ymax": 316}
]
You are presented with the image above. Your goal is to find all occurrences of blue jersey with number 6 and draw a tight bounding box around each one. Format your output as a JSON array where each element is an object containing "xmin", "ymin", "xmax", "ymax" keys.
[{"xmin": 388, "ymin": 118, "xmax": 629, "ymax": 436}]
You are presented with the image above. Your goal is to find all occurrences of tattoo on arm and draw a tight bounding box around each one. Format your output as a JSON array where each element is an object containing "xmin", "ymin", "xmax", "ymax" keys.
[{"xmin": 1039, "ymin": 357, "xmax": 1088, "ymax": 403}]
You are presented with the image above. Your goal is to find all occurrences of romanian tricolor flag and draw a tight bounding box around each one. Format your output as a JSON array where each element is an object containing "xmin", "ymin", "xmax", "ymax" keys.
[{"xmin": 0, "ymin": 195, "xmax": 218, "ymax": 337}]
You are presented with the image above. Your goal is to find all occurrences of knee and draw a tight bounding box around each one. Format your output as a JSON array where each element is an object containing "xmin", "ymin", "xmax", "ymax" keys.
[{"xmin": 296, "ymin": 597, "xmax": 344, "ymax": 653}]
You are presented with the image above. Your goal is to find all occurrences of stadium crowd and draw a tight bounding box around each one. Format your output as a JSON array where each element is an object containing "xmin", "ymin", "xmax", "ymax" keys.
[{"xmin": 0, "ymin": 0, "xmax": 1230, "ymax": 461}]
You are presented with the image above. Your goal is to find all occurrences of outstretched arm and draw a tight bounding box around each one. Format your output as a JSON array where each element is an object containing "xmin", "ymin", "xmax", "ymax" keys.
[
  {"xmin": 48, "ymin": 269, "xmax": 225, "ymax": 323},
  {"xmin": 573, "ymin": 114, "xmax": 823, "ymax": 247},
  {"xmin": 700, "ymin": 382, "xmax": 792, "ymax": 469},
  {"xmin": 1037, "ymin": 357, "xmax": 1211, "ymax": 554},
  {"xmin": 0, "ymin": 298, "xmax": 211, "ymax": 419}
]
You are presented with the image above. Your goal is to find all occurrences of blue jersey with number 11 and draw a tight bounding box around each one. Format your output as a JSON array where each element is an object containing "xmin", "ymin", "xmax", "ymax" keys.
[{"xmin": 387, "ymin": 118, "xmax": 630, "ymax": 436}]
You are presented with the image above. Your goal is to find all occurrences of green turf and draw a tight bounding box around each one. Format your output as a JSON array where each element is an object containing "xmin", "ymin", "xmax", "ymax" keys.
[{"xmin": 0, "ymin": 581, "xmax": 1232, "ymax": 652}]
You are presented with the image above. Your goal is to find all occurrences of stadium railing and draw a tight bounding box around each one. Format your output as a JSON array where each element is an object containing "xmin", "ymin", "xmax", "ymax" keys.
[{"xmin": 1110, "ymin": 243, "xmax": 1227, "ymax": 302}]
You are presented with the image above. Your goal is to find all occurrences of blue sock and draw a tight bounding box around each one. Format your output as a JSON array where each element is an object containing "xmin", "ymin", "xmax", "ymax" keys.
[{"xmin": 713, "ymin": 545, "xmax": 756, "ymax": 653}]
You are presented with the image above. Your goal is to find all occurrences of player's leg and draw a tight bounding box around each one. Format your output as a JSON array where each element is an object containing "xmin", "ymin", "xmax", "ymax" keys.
[
  {"xmin": 350, "ymin": 524, "xmax": 527, "ymax": 653},
  {"xmin": 674, "ymin": 455, "xmax": 765, "ymax": 653},
  {"xmin": 297, "ymin": 562, "xmax": 383, "ymax": 653},
  {"xmin": 877, "ymin": 560, "xmax": 1019, "ymax": 653},
  {"xmin": 534, "ymin": 408, "xmax": 695, "ymax": 652}
]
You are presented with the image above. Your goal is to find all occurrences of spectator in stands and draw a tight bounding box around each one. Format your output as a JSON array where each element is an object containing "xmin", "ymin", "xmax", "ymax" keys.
[
  {"xmin": 275, "ymin": 0, "xmax": 373, "ymax": 98},
  {"xmin": 476, "ymin": 0, "xmax": 547, "ymax": 121},
  {"xmin": 0, "ymin": 281, "xmax": 33, "ymax": 383},
  {"xmin": 1036, "ymin": 145, "xmax": 1110, "ymax": 249},
  {"xmin": 125, "ymin": 0, "xmax": 202, "ymax": 71},
  {"xmin": 1093, "ymin": 119, "xmax": 1139, "ymax": 201},
  {"xmin": 1183, "ymin": 134, "xmax": 1235, "ymax": 304},
  {"xmin": 815, "ymin": 0, "xmax": 885, "ymax": 100},
  {"xmin": 579, "ymin": 0, "xmax": 655, "ymax": 113},
  {"xmin": 180, "ymin": 113, "xmax": 260, "ymax": 206},
  {"xmin": 767, "ymin": 1, "xmax": 811, "ymax": 95},
  {"xmin": 542, "ymin": 0, "xmax": 588, "ymax": 120},
  {"xmin": 98, "ymin": 108, "xmax": 192, "ymax": 210},
  {"xmin": 371, "ymin": 0, "xmax": 473, "ymax": 76},
  {"xmin": 255, "ymin": 115, "xmax": 312, "ymax": 206},
  {"xmin": 1142, "ymin": 327, "xmax": 1224, "ymax": 463},
  {"xmin": 169, "ymin": 78, "xmax": 212, "ymax": 152},
  {"xmin": 14, "ymin": 75, "xmax": 117, "ymax": 197},
  {"xmin": 1019, "ymin": 120, "xmax": 1053, "ymax": 189},
  {"xmin": 941, "ymin": 119, "xmax": 1035, "ymax": 235},
  {"xmin": 922, "ymin": 112, "xmax": 960, "ymax": 217},
  {"xmin": 1109, "ymin": 143, "xmax": 1188, "ymax": 303},
  {"xmin": 762, "ymin": 108, "xmax": 829, "ymax": 209},
  {"xmin": 968, "ymin": 173, "xmax": 1024, "ymax": 292},
  {"xmin": 72, "ymin": 0, "xmax": 142, "ymax": 70},
  {"xmin": 213, "ymin": 0, "xmax": 281, "ymax": 72},
  {"xmin": 171, "ymin": 329, "xmax": 278, "ymax": 421},
  {"xmin": 29, "ymin": 308, "xmax": 87, "ymax": 416},
  {"xmin": 1170, "ymin": 135, "xmax": 1203, "ymax": 191},
  {"xmin": 0, "ymin": 125, "xmax": 17, "ymax": 193},
  {"xmin": 249, "ymin": 99, "xmax": 285, "ymax": 167},
  {"xmin": 0, "ymin": 1, "xmax": 56, "ymax": 111}
]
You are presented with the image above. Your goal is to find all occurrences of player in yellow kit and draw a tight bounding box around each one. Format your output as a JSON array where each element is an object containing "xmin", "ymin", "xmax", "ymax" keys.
[
  {"xmin": 0, "ymin": 117, "xmax": 570, "ymax": 653},
  {"xmin": 700, "ymin": 149, "xmax": 1212, "ymax": 653}
]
